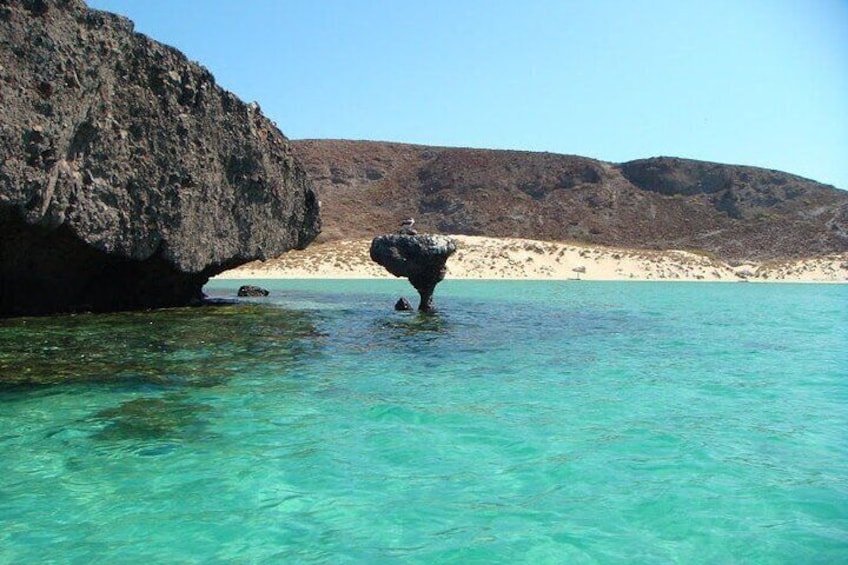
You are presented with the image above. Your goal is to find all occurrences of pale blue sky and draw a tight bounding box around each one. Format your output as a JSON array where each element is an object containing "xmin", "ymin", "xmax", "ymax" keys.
[{"xmin": 87, "ymin": 0, "xmax": 847, "ymax": 189}]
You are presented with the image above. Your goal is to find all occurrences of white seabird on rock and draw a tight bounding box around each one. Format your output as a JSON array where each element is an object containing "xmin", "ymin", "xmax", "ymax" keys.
[{"xmin": 398, "ymin": 217, "xmax": 417, "ymax": 235}]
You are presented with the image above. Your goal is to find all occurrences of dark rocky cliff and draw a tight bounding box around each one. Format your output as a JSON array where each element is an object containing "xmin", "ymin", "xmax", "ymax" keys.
[
  {"xmin": 293, "ymin": 140, "xmax": 847, "ymax": 262},
  {"xmin": 0, "ymin": 0, "xmax": 320, "ymax": 316}
]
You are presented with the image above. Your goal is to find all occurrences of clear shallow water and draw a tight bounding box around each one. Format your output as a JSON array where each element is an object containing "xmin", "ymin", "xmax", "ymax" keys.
[{"xmin": 1, "ymin": 280, "xmax": 846, "ymax": 563}]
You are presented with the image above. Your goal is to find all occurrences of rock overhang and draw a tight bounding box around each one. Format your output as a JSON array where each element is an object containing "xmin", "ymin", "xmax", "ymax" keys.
[{"xmin": 0, "ymin": 0, "xmax": 321, "ymax": 316}]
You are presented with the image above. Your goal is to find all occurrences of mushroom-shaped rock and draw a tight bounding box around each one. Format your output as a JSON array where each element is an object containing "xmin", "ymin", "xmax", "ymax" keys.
[{"xmin": 370, "ymin": 234, "xmax": 457, "ymax": 312}]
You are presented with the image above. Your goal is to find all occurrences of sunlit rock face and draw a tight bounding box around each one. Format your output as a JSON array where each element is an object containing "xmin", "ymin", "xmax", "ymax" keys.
[
  {"xmin": 0, "ymin": 0, "xmax": 320, "ymax": 316},
  {"xmin": 370, "ymin": 234, "xmax": 457, "ymax": 312}
]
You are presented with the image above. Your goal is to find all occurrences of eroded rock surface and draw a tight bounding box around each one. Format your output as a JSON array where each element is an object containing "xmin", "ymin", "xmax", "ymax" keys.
[
  {"xmin": 370, "ymin": 234, "xmax": 457, "ymax": 312},
  {"xmin": 0, "ymin": 0, "xmax": 320, "ymax": 316}
]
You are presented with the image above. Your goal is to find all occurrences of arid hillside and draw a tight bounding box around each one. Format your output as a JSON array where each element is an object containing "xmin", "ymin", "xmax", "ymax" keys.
[{"xmin": 292, "ymin": 139, "xmax": 848, "ymax": 262}]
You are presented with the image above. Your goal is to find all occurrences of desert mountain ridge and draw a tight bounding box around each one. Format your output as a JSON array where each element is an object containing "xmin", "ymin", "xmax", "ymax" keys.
[{"xmin": 292, "ymin": 139, "xmax": 847, "ymax": 262}]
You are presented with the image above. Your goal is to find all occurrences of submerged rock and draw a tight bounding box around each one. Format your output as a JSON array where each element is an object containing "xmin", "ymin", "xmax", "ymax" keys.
[
  {"xmin": 0, "ymin": 0, "xmax": 320, "ymax": 316},
  {"xmin": 370, "ymin": 234, "xmax": 457, "ymax": 312},
  {"xmin": 237, "ymin": 285, "xmax": 270, "ymax": 297}
]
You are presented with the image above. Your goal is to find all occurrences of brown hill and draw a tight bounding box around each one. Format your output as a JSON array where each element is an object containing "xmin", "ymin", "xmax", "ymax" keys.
[{"xmin": 292, "ymin": 139, "xmax": 847, "ymax": 262}]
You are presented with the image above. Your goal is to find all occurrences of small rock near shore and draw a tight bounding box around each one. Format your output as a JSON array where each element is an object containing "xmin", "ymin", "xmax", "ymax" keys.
[
  {"xmin": 237, "ymin": 285, "xmax": 270, "ymax": 297},
  {"xmin": 394, "ymin": 297, "xmax": 413, "ymax": 311}
]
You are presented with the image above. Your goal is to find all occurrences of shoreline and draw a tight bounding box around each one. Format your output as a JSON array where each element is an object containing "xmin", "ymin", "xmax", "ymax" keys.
[{"xmin": 214, "ymin": 236, "xmax": 848, "ymax": 284}]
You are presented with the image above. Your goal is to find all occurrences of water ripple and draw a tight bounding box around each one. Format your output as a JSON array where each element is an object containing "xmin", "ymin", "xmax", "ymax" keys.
[{"xmin": 1, "ymin": 281, "xmax": 846, "ymax": 562}]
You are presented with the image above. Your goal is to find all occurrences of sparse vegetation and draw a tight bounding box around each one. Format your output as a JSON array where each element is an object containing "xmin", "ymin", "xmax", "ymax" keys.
[
  {"xmin": 220, "ymin": 235, "xmax": 848, "ymax": 282},
  {"xmin": 293, "ymin": 140, "xmax": 848, "ymax": 263}
]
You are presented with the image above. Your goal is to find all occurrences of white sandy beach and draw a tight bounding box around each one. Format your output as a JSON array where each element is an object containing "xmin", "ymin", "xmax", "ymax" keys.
[{"xmin": 214, "ymin": 236, "xmax": 848, "ymax": 283}]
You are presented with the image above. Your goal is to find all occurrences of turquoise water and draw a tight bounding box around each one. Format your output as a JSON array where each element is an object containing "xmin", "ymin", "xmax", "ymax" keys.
[{"xmin": 1, "ymin": 280, "xmax": 846, "ymax": 563}]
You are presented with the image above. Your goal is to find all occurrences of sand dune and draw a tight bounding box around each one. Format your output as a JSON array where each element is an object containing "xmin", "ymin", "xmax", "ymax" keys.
[{"xmin": 215, "ymin": 236, "xmax": 848, "ymax": 283}]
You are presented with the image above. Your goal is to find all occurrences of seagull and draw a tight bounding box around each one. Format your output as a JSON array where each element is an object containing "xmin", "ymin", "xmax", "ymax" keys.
[{"xmin": 398, "ymin": 217, "xmax": 417, "ymax": 235}]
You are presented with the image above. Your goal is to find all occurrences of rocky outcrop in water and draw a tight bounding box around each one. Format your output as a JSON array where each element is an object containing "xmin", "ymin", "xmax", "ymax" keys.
[
  {"xmin": 237, "ymin": 285, "xmax": 269, "ymax": 298},
  {"xmin": 370, "ymin": 233, "xmax": 457, "ymax": 312},
  {"xmin": 0, "ymin": 0, "xmax": 320, "ymax": 316},
  {"xmin": 394, "ymin": 297, "xmax": 413, "ymax": 311}
]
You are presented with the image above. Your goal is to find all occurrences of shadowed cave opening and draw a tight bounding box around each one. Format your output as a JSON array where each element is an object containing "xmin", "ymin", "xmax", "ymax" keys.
[{"xmin": 0, "ymin": 211, "xmax": 209, "ymax": 317}]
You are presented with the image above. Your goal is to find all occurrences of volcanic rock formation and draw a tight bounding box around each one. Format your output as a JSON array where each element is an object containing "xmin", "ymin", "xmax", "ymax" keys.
[
  {"xmin": 370, "ymin": 233, "xmax": 457, "ymax": 312},
  {"xmin": 0, "ymin": 0, "xmax": 320, "ymax": 316}
]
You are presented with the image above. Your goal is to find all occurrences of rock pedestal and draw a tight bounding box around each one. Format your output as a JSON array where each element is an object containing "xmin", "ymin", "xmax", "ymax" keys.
[{"xmin": 369, "ymin": 234, "xmax": 457, "ymax": 312}]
